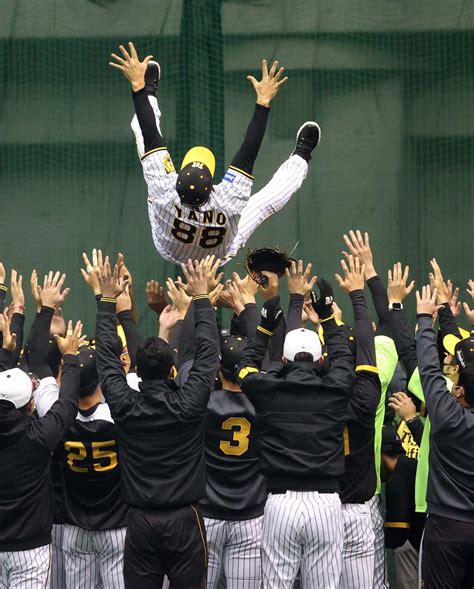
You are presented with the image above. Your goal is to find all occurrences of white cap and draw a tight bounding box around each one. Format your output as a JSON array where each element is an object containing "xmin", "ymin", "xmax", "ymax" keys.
[
  {"xmin": 0, "ymin": 369, "xmax": 33, "ymax": 409},
  {"xmin": 283, "ymin": 328, "xmax": 322, "ymax": 362}
]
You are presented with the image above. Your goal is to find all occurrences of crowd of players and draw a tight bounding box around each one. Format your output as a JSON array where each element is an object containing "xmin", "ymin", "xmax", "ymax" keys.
[{"xmin": 0, "ymin": 231, "xmax": 473, "ymax": 589}]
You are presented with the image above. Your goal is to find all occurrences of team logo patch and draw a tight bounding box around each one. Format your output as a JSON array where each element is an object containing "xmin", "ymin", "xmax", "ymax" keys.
[
  {"xmin": 223, "ymin": 171, "xmax": 236, "ymax": 183},
  {"xmin": 163, "ymin": 154, "xmax": 175, "ymax": 174}
]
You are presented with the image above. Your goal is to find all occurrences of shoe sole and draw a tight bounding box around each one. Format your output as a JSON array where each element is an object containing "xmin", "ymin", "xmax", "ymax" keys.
[{"xmin": 295, "ymin": 120, "xmax": 321, "ymax": 147}]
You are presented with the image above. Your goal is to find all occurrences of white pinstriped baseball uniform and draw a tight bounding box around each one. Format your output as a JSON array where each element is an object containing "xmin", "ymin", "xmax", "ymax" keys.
[
  {"xmin": 131, "ymin": 96, "xmax": 308, "ymax": 264},
  {"xmin": 262, "ymin": 491, "xmax": 343, "ymax": 588},
  {"xmin": 339, "ymin": 502, "xmax": 375, "ymax": 589},
  {"xmin": 0, "ymin": 545, "xmax": 51, "ymax": 589}
]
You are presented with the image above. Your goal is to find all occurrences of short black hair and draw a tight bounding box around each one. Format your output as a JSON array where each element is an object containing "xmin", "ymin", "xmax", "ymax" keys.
[
  {"xmin": 459, "ymin": 372, "xmax": 474, "ymax": 406},
  {"xmin": 136, "ymin": 337, "xmax": 174, "ymax": 381},
  {"xmin": 293, "ymin": 351, "xmax": 315, "ymax": 363},
  {"xmin": 219, "ymin": 365, "xmax": 238, "ymax": 385}
]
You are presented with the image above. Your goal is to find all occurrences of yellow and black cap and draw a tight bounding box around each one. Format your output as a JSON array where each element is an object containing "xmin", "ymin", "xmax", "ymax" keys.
[
  {"xmin": 78, "ymin": 345, "xmax": 98, "ymax": 398},
  {"xmin": 176, "ymin": 146, "xmax": 215, "ymax": 208},
  {"xmin": 220, "ymin": 336, "xmax": 247, "ymax": 373}
]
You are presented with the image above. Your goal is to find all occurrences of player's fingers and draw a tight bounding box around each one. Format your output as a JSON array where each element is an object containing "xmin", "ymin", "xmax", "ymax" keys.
[
  {"xmin": 276, "ymin": 76, "xmax": 289, "ymax": 87},
  {"xmin": 274, "ymin": 66, "xmax": 285, "ymax": 81},
  {"xmin": 246, "ymin": 76, "xmax": 257, "ymax": 89},
  {"xmin": 269, "ymin": 60, "xmax": 279, "ymax": 78},
  {"xmin": 98, "ymin": 249, "xmax": 104, "ymax": 268},
  {"xmin": 128, "ymin": 41, "xmax": 138, "ymax": 60},
  {"xmin": 110, "ymin": 53, "xmax": 127, "ymax": 65},
  {"xmin": 119, "ymin": 44, "xmax": 131, "ymax": 60},
  {"xmin": 407, "ymin": 280, "xmax": 415, "ymax": 295},
  {"xmin": 355, "ymin": 229, "xmax": 364, "ymax": 247},
  {"xmin": 308, "ymin": 276, "xmax": 318, "ymax": 291},
  {"xmin": 348, "ymin": 230, "xmax": 359, "ymax": 250},
  {"xmin": 143, "ymin": 55, "xmax": 154, "ymax": 66},
  {"xmin": 57, "ymin": 273, "xmax": 66, "ymax": 291},
  {"xmin": 261, "ymin": 58, "xmax": 268, "ymax": 78},
  {"xmin": 18, "ymin": 275, "xmax": 23, "ymax": 288},
  {"xmin": 82, "ymin": 252, "xmax": 92, "ymax": 268},
  {"xmin": 303, "ymin": 263, "xmax": 312, "ymax": 279},
  {"xmin": 334, "ymin": 273, "xmax": 343, "ymax": 287},
  {"xmin": 297, "ymin": 259, "xmax": 303, "ymax": 275}
]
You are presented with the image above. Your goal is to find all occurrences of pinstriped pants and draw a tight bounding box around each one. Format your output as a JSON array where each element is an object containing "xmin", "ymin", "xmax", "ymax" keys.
[
  {"xmin": 339, "ymin": 502, "xmax": 375, "ymax": 589},
  {"xmin": 262, "ymin": 491, "xmax": 343, "ymax": 589},
  {"xmin": 368, "ymin": 495, "xmax": 389, "ymax": 588},
  {"xmin": 50, "ymin": 525, "xmax": 66, "ymax": 589},
  {"xmin": 62, "ymin": 525, "xmax": 125, "ymax": 589},
  {"xmin": 0, "ymin": 544, "xmax": 51, "ymax": 588},
  {"xmin": 204, "ymin": 516, "xmax": 263, "ymax": 589}
]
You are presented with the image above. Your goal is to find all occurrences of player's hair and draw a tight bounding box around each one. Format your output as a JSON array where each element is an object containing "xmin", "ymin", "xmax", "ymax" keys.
[
  {"xmin": 79, "ymin": 380, "xmax": 99, "ymax": 399},
  {"xmin": 136, "ymin": 337, "xmax": 174, "ymax": 381},
  {"xmin": 293, "ymin": 351, "xmax": 315, "ymax": 363},
  {"xmin": 219, "ymin": 365, "xmax": 239, "ymax": 385},
  {"xmin": 459, "ymin": 372, "xmax": 474, "ymax": 406}
]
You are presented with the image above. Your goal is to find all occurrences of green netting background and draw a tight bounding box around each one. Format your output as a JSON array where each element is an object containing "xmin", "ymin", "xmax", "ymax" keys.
[{"xmin": 1, "ymin": 0, "xmax": 473, "ymax": 334}]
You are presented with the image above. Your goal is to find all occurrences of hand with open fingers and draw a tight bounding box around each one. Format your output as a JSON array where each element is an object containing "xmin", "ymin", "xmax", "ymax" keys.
[
  {"xmin": 98, "ymin": 258, "xmax": 129, "ymax": 299},
  {"xmin": 467, "ymin": 279, "xmax": 474, "ymax": 301},
  {"xmin": 232, "ymin": 272, "xmax": 258, "ymax": 305},
  {"xmin": 429, "ymin": 258, "xmax": 449, "ymax": 304},
  {"xmin": 446, "ymin": 279, "xmax": 461, "ymax": 317},
  {"xmin": 209, "ymin": 284, "xmax": 224, "ymax": 307},
  {"xmin": 260, "ymin": 271, "xmax": 279, "ymax": 301},
  {"xmin": 117, "ymin": 285, "xmax": 133, "ymax": 313},
  {"xmin": 285, "ymin": 260, "xmax": 317, "ymax": 296},
  {"xmin": 51, "ymin": 308, "xmax": 66, "ymax": 337},
  {"xmin": 462, "ymin": 302, "xmax": 474, "ymax": 325},
  {"xmin": 146, "ymin": 280, "xmax": 168, "ymax": 315},
  {"xmin": 116, "ymin": 253, "xmax": 133, "ymax": 288},
  {"xmin": 109, "ymin": 42, "xmax": 154, "ymax": 92},
  {"xmin": 388, "ymin": 391, "xmax": 417, "ymax": 422},
  {"xmin": 201, "ymin": 255, "xmax": 223, "ymax": 291},
  {"xmin": 218, "ymin": 281, "xmax": 244, "ymax": 313},
  {"xmin": 335, "ymin": 255, "xmax": 365, "ymax": 293},
  {"xmin": 166, "ymin": 277, "xmax": 192, "ymax": 318},
  {"xmin": 342, "ymin": 230, "xmax": 375, "ymax": 278},
  {"xmin": 247, "ymin": 59, "xmax": 288, "ymax": 107},
  {"xmin": 0, "ymin": 262, "xmax": 5, "ymax": 285},
  {"xmin": 387, "ymin": 262, "xmax": 415, "ymax": 304},
  {"xmin": 10, "ymin": 270, "xmax": 25, "ymax": 310},
  {"xmin": 41, "ymin": 271, "xmax": 70, "ymax": 309},
  {"xmin": 1, "ymin": 309, "xmax": 16, "ymax": 351},
  {"xmin": 53, "ymin": 320, "xmax": 85, "ymax": 356},
  {"xmin": 180, "ymin": 260, "xmax": 209, "ymax": 297},
  {"xmin": 80, "ymin": 250, "xmax": 102, "ymax": 295},
  {"xmin": 416, "ymin": 285, "xmax": 440, "ymax": 316},
  {"xmin": 159, "ymin": 305, "xmax": 179, "ymax": 331},
  {"xmin": 30, "ymin": 270, "xmax": 43, "ymax": 312}
]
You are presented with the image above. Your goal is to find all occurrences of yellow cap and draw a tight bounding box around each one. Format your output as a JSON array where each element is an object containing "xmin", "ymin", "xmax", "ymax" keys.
[
  {"xmin": 180, "ymin": 146, "xmax": 215, "ymax": 177},
  {"xmin": 117, "ymin": 325, "xmax": 127, "ymax": 349},
  {"xmin": 443, "ymin": 328, "xmax": 470, "ymax": 355}
]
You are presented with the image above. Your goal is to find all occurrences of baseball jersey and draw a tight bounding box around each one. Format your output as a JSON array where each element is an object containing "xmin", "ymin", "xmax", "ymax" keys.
[
  {"xmin": 59, "ymin": 403, "xmax": 128, "ymax": 530},
  {"xmin": 199, "ymin": 389, "xmax": 266, "ymax": 521},
  {"xmin": 144, "ymin": 148, "xmax": 253, "ymax": 263}
]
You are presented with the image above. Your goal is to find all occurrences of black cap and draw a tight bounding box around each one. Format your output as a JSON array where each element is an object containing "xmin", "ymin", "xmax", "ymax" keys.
[
  {"xmin": 176, "ymin": 164, "xmax": 213, "ymax": 208},
  {"xmin": 381, "ymin": 425, "xmax": 405, "ymax": 455},
  {"xmin": 454, "ymin": 331, "xmax": 474, "ymax": 375},
  {"xmin": 78, "ymin": 345, "xmax": 98, "ymax": 397},
  {"xmin": 220, "ymin": 336, "xmax": 247, "ymax": 373}
]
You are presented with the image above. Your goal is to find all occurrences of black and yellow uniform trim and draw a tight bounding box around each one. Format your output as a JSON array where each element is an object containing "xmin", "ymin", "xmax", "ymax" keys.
[
  {"xmin": 229, "ymin": 165, "xmax": 254, "ymax": 180},
  {"xmin": 100, "ymin": 297, "xmax": 117, "ymax": 304},
  {"xmin": 190, "ymin": 505, "xmax": 208, "ymax": 566},
  {"xmin": 238, "ymin": 366, "xmax": 259, "ymax": 380},
  {"xmin": 141, "ymin": 146, "xmax": 168, "ymax": 161},
  {"xmin": 319, "ymin": 314, "xmax": 335, "ymax": 324},
  {"xmin": 192, "ymin": 294, "xmax": 210, "ymax": 302},
  {"xmin": 0, "ymin": 284, "xmax": 7, "ymax": 292},
  {"xmin": 343, "ymin": 427, "xmax": 350, "ymax": 456},
  {"xmin": 257, "ymin": 325, "xmax": 273, "ymax": 337},
  {"xmin": 384, "ymin": 521, "xmax": 411, "ymax": 529},
  {"xmin": 355, "ymin": 364, "xmax": 379, "ymax": 374}
]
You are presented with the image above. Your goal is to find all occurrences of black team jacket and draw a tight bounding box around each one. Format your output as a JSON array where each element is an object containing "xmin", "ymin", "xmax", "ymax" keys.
[
  {"xmin": 238, "ymin": 308, "xmax": 354, "ymax": 493},
  {"xmin": 0, "ymin": 352, "xmax": 80, "ymax": 551},
  {"xmin": 95, "ymin": 296, "xmax": 219, "ymax": 509}
]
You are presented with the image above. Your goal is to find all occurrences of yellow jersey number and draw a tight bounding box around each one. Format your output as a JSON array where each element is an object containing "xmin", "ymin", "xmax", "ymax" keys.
[
  {"xmin": 64, "ymin": 440, "xmax": 118, "ymax": 473},
  {"xmin": 219, "ymin": 417, "xmax": 251, "ymax": 456}
]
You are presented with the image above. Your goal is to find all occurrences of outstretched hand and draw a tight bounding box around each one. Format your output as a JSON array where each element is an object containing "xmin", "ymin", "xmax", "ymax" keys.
[
  {"xmin": 1, "ymin": 309, "xmax": 16, "ymax": 351},
  {"xmin": 416, "ymin": 285, "xmax": 440, "ymax": 317},
  {"xmin": 53, "ymin": 320, "xmax": 86, "ymax": 356},
  {"xmin": 180, "ymin": 260, "xmax": 209, "ymax": 297},
  {"xmin": 387, "ymin": 262, "xmax": 415, "ymax": 304},
  {"xmin": 41, "ymin": 271, "xmax": 70, "ymax": 309},
  {"xmin": 109, "ymin": 42, "xmax": 154, "ymax": 92},
  {"xmin": 342, "ymin": 230, "xmax": 376, "ymax": 279},
  {"xmin": 335, "ymin": 255, "xmax": 365, "ymax": 293},
  {"xmin": 285, "ymin": 260, "xmax": 317, "ymax": 296},
  {"xmin": 247, "ymin": 59, "xmax": 288, "ymax": 107}
]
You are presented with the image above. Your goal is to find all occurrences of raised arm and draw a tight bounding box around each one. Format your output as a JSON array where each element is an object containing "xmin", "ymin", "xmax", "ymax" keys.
[
  {"xmin": 416, "ymin": 285, "xmax": 462, "ymax": 433},
  {"xmin": 229, "ymin": 60, "xmax": 287, "ymax": 176},
  {"xmin": 285, "ymin": 260, "xmax": 318, "ymax": 333},
  {"xmin": 30, "ymin": 321, "xmax": 82, "ymax": 452}
]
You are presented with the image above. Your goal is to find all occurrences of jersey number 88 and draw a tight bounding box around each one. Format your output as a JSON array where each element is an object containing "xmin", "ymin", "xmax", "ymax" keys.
[{"xmin": 171, "ymin": 219, "xmax": 227, "ymax": 249}]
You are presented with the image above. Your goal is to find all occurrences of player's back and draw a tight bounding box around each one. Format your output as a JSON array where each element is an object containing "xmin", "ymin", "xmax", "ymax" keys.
[
  {"xmin": 148, "ymin": 181, "xmax": 248, "ymax": 263},
  {"xmin": 59, "ymin": 403, "xmax": 128, "ymax": 530},
  {"xmin": 199, "ymin": 389, "xmax": 266, "ymax": 521}
]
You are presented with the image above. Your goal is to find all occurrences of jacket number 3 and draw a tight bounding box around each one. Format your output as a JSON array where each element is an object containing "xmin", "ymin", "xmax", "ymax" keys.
[{"xmin": 220, "ymin": 418, "xmax": 251, "ymax": 456}]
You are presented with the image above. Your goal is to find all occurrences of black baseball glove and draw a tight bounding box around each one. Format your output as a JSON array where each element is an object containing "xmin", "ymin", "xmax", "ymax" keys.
[{"xmin": 245, "ymin": 247, "xmax": 294, "ymax": 287}]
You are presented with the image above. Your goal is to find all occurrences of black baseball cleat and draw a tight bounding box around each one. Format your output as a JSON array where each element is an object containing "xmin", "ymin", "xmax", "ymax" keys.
[
  {"xmin": 292, "ymin": 121, "xmax": 321, "ymax": 161},
  {"xmin": 145, "ymin": 60, "xmax": 161, "ymax": 95}
]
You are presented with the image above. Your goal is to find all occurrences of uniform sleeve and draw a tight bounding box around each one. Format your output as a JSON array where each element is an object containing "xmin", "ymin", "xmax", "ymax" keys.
[
  {"xmin": 33, "ymin": 377, "xmax": 60, "ymax": 417},
  {"xmin": 388, "ymin": 309, "xmax": 418, "ymax": 381},
  {"xmin": 286, "ymin": 294, "xmax": 304, "ymax": 333},
  {"xmin": 367, "ymin": 275, "xmax": 391, "ymax": 335},
  {"xmin": 30, "ymin": 355, "xmax": 80, "ymax": 452},
  {"xmin": 96, "ymin": 299, "xmax": 135, "ymax": 419},
  {"xmin": 117, "ymin": 309, "xmax": 143, "ymax": 371},
  {"xmin": 229, "ymin": 104, "xmax": 269, "ymax": 176},
  {"xmin": 416, "ymin": 315, "xmax": 464, "ymax": 433},
  {"xmin": 177, "ymin": 298, "xmax": 220, "ymax": 420},
  {"xmin": 406, "ymin": 416, "xmax": 424, "ymax": 447}
]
